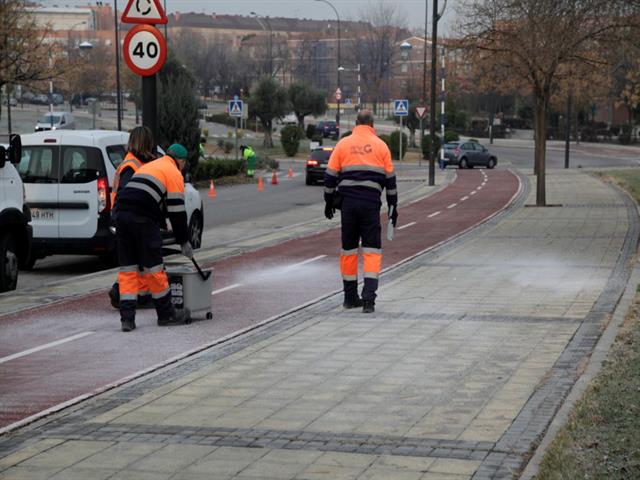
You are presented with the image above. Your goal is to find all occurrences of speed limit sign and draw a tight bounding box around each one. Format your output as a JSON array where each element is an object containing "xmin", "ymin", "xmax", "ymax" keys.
[{"xmin": 123, "ymin": 24, "xmax": 167, "ymax": 77}]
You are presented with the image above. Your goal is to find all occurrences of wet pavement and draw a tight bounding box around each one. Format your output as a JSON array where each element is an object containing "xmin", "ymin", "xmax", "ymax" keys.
[
  {"xmin": 0, "ymin": 169, "xmax": 518, "ymax": 431},
  {"xmin": 0, "ymin": 168, "xmax": 635, "ymax": 480}
]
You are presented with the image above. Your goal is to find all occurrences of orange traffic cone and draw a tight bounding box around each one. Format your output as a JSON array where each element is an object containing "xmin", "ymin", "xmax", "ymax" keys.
[
  {"xmin": 257, "ymin": 176, "xmax": 264, "ymax": 192},
  {"xmin": 288, "ymin": 166, "xmax": 293, "ymax": 178},
  {"xmin": 271, "ymin": 170, "xmax": 279, "ymax": 185},
  {"xmin": 208, "ymin": 180, "xmax": 217, "ymax": 198}
]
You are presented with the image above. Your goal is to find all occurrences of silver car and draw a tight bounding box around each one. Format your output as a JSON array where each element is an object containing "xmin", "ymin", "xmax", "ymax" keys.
[{"xmin": 35, "ymin": 112, "xmax": 75, "ymax": 132}]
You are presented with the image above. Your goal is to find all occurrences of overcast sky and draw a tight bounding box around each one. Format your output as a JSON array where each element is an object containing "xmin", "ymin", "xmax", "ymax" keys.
[{"xmin": 42, "ymin": 0, "xmax": 460, "ymax": 35}]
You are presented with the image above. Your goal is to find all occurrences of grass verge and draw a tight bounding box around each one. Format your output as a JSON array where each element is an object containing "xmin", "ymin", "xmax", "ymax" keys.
[{"xmin": 535, "ymin": 170, "xmax": 640, "ymax": 479}]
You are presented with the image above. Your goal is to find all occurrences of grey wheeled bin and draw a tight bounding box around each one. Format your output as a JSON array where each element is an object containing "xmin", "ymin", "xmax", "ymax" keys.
[{"xmin": 166, "ymin": 259, "xmax": 213, "ymax": 322}]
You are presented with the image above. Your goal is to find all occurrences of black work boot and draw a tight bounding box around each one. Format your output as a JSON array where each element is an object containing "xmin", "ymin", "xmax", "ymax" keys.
[
  {"xmin": 157, "ymin": 308, "xmax": 191, "ymax": 326},
  {"xmin": 362, "ymin": 300, "xmax": 375, "ymax": 313},
  {"xmin": 108, "ymin": 283, "xmax": 120, "ymax": 309},
  {"xmin": 121, "ymin": 318, "xmax": 136, "ymax": 332},
  {"xmin": 343, "ymin": 297, "xmax": 363, "ymax": 309}
]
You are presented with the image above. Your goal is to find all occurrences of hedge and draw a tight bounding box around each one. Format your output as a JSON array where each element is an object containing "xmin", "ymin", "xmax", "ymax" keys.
[{"xmin": 194, "ymin": 158, "xmax": 244, "ymax": 180}]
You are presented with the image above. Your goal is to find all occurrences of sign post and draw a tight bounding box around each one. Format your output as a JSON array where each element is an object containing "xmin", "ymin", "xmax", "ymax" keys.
[
  {"xmin": 394, "ymin": 99, "xmax": 409, "ymax": 161},
  {"xmin": 228, "ymin": 96, "xmax": 244, "ymax": 161},
  {"xmin": 121, "ymin": 0, "xmax": 168, "ymax": 144},
  {"xmin": 415, "ymin": 105, "xmax": 428, "ymax": 166}
]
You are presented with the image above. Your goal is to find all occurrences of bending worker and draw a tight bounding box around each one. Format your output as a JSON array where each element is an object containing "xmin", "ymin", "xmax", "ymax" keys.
[
  {"xmin": 323, "ymin": 110, "xmax": 398, "ymax": 313},
  {"xmin": 114, "ymin": 143, "xmax": 193, "ymax": 332},
  {"xmin": 108, "ymin": 126, "xmax": 157, "ymax": 309}
]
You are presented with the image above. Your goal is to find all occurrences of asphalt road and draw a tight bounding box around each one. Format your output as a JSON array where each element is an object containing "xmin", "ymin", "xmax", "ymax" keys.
[
  {"xmin": 0, "ymin": 169, "xmax": 519, "ymax": 430},
  {"xmin": 9, "ymin": 127, "xmax": 639, "ymax": 287}
]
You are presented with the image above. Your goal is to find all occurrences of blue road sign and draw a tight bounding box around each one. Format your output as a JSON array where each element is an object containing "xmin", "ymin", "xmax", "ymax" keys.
[
  {"xmin": 228, "ymin": 98, "xmax": 243, "ymax": 117},
  {"xmin": 394, "ymin": 99, "xmax": 409, "ymax": 117}
]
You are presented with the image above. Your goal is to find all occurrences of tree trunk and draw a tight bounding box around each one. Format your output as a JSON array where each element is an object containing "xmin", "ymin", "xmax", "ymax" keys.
[
  {"xmin": 262, "ymin": 118, "xmax": 274, "ymax": 148},
  {"xmin": 533, "ymin": 96, "xmax": 548, "ymax": 206}
]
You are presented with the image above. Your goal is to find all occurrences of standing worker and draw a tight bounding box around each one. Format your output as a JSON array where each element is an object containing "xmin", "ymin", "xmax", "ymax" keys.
[
  {"xmin": 108, "ymin": 126, "xmax": 157, "ymax": 309},
  {"xmin": 242, "ymin": 144, "xmax": 256, "ymax": 178},
  {"xmin": 114, "ymin": 143, "xmax": 193, "ymax": 332},
  {"xmin": 323, "ymin": 110, "xmax": 398, "ymax": 313}
]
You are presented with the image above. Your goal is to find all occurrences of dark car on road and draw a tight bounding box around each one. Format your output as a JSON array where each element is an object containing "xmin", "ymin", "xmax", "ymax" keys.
[
  {"xmin": 316, "ymin": 121, "xmax": 339, "ymax": 139},
  {"xmin": 306, "ymin": 147, "xmax": 334, "ymax": 185},
  {"xmin": 440, "ymin": 141, "xmax": 497, "ymax": 169}
]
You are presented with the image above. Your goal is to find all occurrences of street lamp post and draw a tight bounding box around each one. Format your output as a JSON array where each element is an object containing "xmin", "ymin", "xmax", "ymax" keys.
[
  {"xmin": 429, "ymin": 0, "xmax": 446, "ymax": 186},
  {"xmin": 250, "ymin": 12, "xmax": 273, "ymax": 77},
  {"xmin": 338, "ymin": 63, "xmax": 361, "ymax": 130},
  {"xmin": 421, "ymin": 0, "xmax": 428, "ymax": 159},
  {"xmin": 314, "ymin": 0, "xmax": 341, "ymax": 131}
]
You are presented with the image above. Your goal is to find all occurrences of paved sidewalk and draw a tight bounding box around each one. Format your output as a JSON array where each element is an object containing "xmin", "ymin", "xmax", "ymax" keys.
[{"xmin": 0, "ymin": 169, "xmax": 636, "ymax": 480}]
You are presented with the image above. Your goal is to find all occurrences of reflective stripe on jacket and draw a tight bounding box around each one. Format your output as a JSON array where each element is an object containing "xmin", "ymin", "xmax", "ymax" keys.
[
  {"xmin": 323, "ymin": 125, "xmax": 397, "ymax": 206},
  {"xmin": 116, "ymin": 155, "xmax": 189, "ymax": 245},
  {"xmin": 111, "ymin": 152, "xmax": 143, "ymax": 206}
]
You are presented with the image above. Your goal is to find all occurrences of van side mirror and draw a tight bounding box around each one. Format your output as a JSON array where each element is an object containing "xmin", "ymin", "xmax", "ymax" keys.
[
  {"xmin": 0, "ymin": 146, "xmax": 6, "ymax": 169},
  {"xmin": 9, "ymin": 134, "xmax": 22, "ymax": 165}
]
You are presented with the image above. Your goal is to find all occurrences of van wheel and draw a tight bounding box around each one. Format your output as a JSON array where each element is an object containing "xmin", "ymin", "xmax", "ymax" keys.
[
  {"xmin": 459, "ymin": 158, "xmax": 468, "ymax": 169},
  {"xmin": 0, "ymin": 233, "xmax": 19, "ymax": 292},
  {"xmin": 487, "ymin": 158, "xmax": 496, "ymax": 169},
  {"xmin": 189, "ymin": 212, "xmax": 203, "ymax": 250},
  {"xmin": 305, "ymin": 175, "xmax": 313, "ymax": 186}
]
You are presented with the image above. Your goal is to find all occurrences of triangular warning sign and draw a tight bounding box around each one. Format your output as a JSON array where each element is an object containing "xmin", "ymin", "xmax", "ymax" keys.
[
  {"xmin": 230, "ymin": 102, "xmax": 241, "ymax": 114},
  {"xmin": 416, "ymin": 106, "xmax": 427, "ymax": 119},
  {"xmin": 122, "ymin": 0, "xmax": 168, "ymax": 25}
]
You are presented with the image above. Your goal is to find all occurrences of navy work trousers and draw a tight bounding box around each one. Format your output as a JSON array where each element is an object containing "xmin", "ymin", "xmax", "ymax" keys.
[{"xmin": 340, "ymin": 197, "xmax": 382, "ymax": 302}]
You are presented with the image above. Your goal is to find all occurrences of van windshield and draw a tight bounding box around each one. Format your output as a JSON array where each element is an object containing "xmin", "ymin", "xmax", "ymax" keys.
[{"xmin": 39, "ymin": 114, "xmax": 62, "ymax": 124}]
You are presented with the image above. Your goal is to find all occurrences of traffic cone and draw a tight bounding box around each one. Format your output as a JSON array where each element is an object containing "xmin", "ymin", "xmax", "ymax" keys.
[
  {"xmin": 288, "ymin": 166, "xmax": 293, "ymax": 178},
  {"xmin": 208, "ymin": 180, "xmax": 217, "ymax": 198},
  {"xmin": 271, "ymin": 170, "xmax": 279, "ymax": 185},
  {"xmin": 257, "ymin": 176, "xmax": 264, "ymax": 192}
]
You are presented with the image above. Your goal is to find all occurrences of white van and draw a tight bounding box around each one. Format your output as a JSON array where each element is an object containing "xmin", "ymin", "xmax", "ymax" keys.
[
  {"xmin": 0, "ymin": 135, "xmax": 33, "ymax": 292},
  {"xmin": 18, "ymin": 130, "xmax": 204, "ymax": 268},
  {"xmin": 34, "ymin": 112, "xmax": 75, "ymax": 132}
]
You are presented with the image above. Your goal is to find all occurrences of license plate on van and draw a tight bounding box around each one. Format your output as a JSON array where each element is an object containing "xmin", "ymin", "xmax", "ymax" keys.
[{"xmin": 31, "ymin": 208, "xmax": 55, "ymax": 221}]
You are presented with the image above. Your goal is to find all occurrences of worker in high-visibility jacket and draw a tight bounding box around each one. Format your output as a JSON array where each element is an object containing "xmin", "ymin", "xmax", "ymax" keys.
[
  {"xmin": 114, "ymin": 143, "xmax": 193, "ymax": 332},
  {"xmin": 323, "ymin": 110, "xmax": 398, "ymax": 313},
  {"xmin": 108, "ymin": 126, "xmax": 157, "ymax": 310}
]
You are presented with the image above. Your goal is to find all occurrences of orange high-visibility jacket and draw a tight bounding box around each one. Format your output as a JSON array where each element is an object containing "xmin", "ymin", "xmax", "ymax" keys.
[
  {"xmin": 324, "ymin": 125, "xmax": 397, "ymax": 206},
  {"xmin": 111, "ymin": 152, "xmax": 144, "ymax": 206},
  {"xmin": 115, "ymin": 155, "xmax": 189, "ymax": 245}
]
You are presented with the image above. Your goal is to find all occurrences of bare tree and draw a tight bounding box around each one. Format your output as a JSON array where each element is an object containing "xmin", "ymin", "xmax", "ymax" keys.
[
  {"xmin": 460, "ymin": 0, "xmax": 638, "ymax": 206},
  {"xmin": 348, "ymin": 2, "xmax": 408, "ymax": 114},
  {"xmin": 0, "ymin": 0, "xmax": 57, "ymax": 121}
]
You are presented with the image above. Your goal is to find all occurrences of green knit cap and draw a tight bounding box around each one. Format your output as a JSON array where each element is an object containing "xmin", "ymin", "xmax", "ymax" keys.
[{"xmin": 167, "ymin": 143, "xmax": 188, "ymax": 160}]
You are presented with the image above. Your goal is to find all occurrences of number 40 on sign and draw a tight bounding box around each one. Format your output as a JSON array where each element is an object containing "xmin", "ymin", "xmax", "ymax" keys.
[{"xmin": 123, "ymin": 24, "xmax": 167, "ymax": 77}]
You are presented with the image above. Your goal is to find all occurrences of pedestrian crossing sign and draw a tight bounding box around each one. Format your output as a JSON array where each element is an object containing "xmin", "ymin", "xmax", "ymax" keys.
[
  {"xmin": 228, "ymin": 99, "xmax": 243, "ymax": 117},
  {"xmin": 394, "ymin": 99, "xmax": 409, "ymax": 117}
]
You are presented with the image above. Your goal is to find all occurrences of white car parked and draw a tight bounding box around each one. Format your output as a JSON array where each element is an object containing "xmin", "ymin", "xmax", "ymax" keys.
[
  {"xmin": 0, "ymin": 135, "xmax": 32, "ymax": 291},
  {"xmin": 18, "ymin": 130, "xmax": 204, "ymax": 268}
]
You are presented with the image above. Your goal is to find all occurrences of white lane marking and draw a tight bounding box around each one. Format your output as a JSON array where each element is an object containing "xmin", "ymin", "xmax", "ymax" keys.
[
  {"xmin": 460, "ymin": 196, "xmax": 469, "ymax": 201},
  {"xmin": 286, "ymin": 255, "xmax": 327, "ymax": 269},
  {"xmin": 447, "ymin": 203, "xmax": 457, "ymax": 209},
  {"xmin": 211, "ymin": 283, "xmax": 243, "ymax": 296},
  {"xmin": 397, "ymin": 222, "xmax": 417, "ymax": 230},
  {"xmin": 470, "ymin": 191, "xmax": 477, "ymax": 195},
  {"xmin": 428, "ymin": 211, "xmax": 441, "ymax": 218},
  {"xmin": 0, "ymin": 332, "xmax": 94, "ymax": 365}
]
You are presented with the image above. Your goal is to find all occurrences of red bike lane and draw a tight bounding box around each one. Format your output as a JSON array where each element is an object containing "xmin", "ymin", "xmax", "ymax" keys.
[{"xmin": 0, "ymin": 169, "xmax": 519, "ymax": 431}]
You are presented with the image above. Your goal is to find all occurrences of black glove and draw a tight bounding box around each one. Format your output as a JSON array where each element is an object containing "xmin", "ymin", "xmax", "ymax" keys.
[
  {"xmin": 389, "ymin": 205, "xmax": 398, "ymax": 227},
  {"xmin": 324, "ymin": 202, "xmax": 335, "ymax": 220}
]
